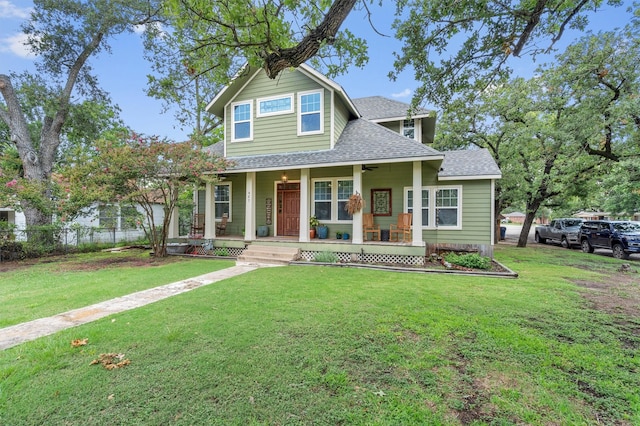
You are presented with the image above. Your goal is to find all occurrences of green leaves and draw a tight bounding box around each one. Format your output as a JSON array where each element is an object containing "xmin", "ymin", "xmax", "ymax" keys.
[
  {"xmin": 392, "ymin": 0, "xmax": 626, "ymax": 108},
  {"xmin": 62, "ymin": 132, "xmax": 229, "ymax": 256}
]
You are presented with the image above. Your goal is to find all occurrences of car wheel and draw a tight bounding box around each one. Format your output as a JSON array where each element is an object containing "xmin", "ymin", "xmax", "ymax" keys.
[
  {"xmin": 535, "ymin": 232, "xmax": 546, "ymax": 244},
  {"xmin": 612, "ymin": 243, "xmax": 628, "ymax": 260},
  {"xmin": 581, "ymin": 239, "xmax": 594, "ymax": 253},
  {"xmin": 561, "ymin": 236, "xmax": 570, "ymax": 249}
]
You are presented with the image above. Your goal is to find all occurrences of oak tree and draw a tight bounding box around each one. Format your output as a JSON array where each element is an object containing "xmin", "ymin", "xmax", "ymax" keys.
[{"xmin": 0, "ymin": 0, "xmax": 161, "ymax": 227}]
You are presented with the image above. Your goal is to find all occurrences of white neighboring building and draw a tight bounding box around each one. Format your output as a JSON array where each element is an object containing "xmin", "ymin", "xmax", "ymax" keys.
[
  {"xmin": 0, "ymin": 208, "xmax": 26, "ymax": 230},
  {"xmin": 0, "ymin": 203, "xmax": 165, "ymax": 244}
]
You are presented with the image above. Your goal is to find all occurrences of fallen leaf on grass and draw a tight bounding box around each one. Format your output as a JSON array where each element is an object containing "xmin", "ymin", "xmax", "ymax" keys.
[
  {"xmin": 90, "ymin": 353, "xmax": 131, "ymax": 370},
  {"xmin": 71, "ymin": 338, "xmax": 88, "ymax": 347}
]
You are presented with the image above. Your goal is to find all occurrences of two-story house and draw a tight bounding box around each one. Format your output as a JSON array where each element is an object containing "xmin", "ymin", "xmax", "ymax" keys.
[{"xmin": 182, "ymin": 64, "xmax": 501, "ymax": 264}]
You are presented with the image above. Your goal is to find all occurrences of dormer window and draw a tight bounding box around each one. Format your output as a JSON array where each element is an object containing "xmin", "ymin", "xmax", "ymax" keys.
[
  {"xmin": 232, "ymin": 101, "xmax": 252, "ymax": 141},
  {"xmin": 402, "ymin": 119, "xmax": 415, "ymax": 139},
  {"xmin": 257, "ymin": 94, "xmax": 293, "ymax": 117},
  {"xmin": 298, "ymin": 90, "xmax": 323, "ymax": 135}
]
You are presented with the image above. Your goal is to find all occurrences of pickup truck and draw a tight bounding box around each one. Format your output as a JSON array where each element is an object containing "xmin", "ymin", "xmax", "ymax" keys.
[
  {"xmin": 535, "ymin": 218, "xmax": 583, "ymax": 248},
  {"xmin": 579, "ymin": 220, "xmax": 640, "ymax": 259}
]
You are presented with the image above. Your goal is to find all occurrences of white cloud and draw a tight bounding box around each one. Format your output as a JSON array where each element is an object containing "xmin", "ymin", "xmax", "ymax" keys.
[
  {"xmin": 391, "ymin": 88, "xmax": 411, "ymax": 99},
  {"xmin": 0, "ymin": 0, "xmax": 31, "ymax": 19},
  {"xmin": 0, "ymin": 33, "xmax": 36, "ymax": 58}
]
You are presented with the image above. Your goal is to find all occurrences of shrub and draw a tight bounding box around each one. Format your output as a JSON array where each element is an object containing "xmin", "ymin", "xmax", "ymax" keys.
[
  {"xmin": 215, "ymin": 247, "xmax": 229, "ymax": 256},
  {"xmin": 313, "ymin": 251, "xmax": 339, "ymax": 263},
  {"xmin": 444, "ymin": 252, "xmax": 491, "ymax": 270}
]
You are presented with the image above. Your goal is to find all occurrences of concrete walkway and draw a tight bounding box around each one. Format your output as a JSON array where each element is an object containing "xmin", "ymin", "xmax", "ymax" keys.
[{"xmin": 0, "ymin": 264, "xmax": 258, "ymax": 351}]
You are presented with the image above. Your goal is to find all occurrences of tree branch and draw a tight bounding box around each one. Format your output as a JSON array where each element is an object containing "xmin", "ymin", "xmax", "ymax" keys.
[
  {"xmin": 262, "ymin": 0, "xmax": 357, "ymax": 78},
  {"xmin": 512, "ymin": 0, "xmax": 549, "ymax": 57}
]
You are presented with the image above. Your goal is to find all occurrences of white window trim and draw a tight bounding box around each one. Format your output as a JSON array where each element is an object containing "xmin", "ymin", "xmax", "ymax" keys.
[
  {"xmin": 214, "ymin": 182, "xmax": 232, "ymax": 222},
  {"xmin": 256, "ymin": 93, "xmax": 294, "ymax": 118},
  {"xmin": 311, "ymin": 177, "xmax": 353, "ymax": 223},
  {"xmin": 231, "ymin": 101, "xmax": 253, "ymax": 142},
  {"xmin": 402, "ymin": 119, "xmax": 415, "ymax": 139},
  {"xmin": 404, "ymin": 185, "xmax": 462, "ymax": 230},
  {"xmin": 297, "ymin": 90, "xmax": 324, "ymax": 136}
]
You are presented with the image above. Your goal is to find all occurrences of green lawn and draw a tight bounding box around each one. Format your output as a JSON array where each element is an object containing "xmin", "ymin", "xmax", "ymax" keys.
[
  {"xmin": 1, "ymin": 246, "xmax": 638, "ymax": 425},
  {"xmin": 0, "ymin": 251, "xmax": 235, "ymax": 327}
]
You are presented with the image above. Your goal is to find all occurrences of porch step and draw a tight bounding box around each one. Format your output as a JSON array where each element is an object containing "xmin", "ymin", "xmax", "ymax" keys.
[{"xmin": 236, "ymin": 245, "xmax": 301, "ymax": 266}]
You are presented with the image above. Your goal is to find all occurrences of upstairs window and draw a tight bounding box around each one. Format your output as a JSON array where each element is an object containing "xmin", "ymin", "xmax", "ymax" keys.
[
  {"xmin": 257, "ymin": 94, "xmax": 293, "ymax": 117},
  {"xmin": 298, "ymin": 90, "xmax": 323, "ymax": 135},
  {"xmin": 232, "ymin": 101, "xmax": 252, "ymax": 141},
  {"xmin": 402, "ymin": 119, "xmax": 415, "ymax": 139}
]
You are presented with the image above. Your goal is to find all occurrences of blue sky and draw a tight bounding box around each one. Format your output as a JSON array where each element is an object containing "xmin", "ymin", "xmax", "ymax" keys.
[{"xmin": 0, "ymin": 0, "xmax": 633, "ymax": 142}]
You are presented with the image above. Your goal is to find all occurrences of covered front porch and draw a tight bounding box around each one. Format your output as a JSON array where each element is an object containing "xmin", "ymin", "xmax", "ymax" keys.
[
  {"xmin": 167, "ymin": 161, "xmax": 436, "ymax": 249},
  {"xmin": 169, "ymin": 233, "xmax": 428, "ymax": 266}
]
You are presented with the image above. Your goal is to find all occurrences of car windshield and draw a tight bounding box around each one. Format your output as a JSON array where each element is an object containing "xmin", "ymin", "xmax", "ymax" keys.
[
  {"xmin": 613, "ymin": 222, "xmax": 640, "ymax": 232},
  {"xmin": 564, "ymin": 219, "xmax": 583, "ymax": 227}
]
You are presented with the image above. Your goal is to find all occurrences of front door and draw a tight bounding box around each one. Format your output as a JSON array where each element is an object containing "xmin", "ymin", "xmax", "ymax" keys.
[{"xmin": 277, "ymin": 182, "xmax": 300, "ymax": 236}]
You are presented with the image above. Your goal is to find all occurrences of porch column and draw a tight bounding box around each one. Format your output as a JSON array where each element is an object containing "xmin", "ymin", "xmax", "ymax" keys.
[
  {"xmin": 245, "ymin": 172, "xmax": 256, "ymax": 241},
  {"xmin": 412, "ymin": 161, "xmax": 425, "ymax": 246},
  {"xmin": 204, "ymin": 182, "xmax": 215, "ymax": 239},
  {"xmin": 168, "ymin": 204, "xmax": 179, "ymax": 238},
  {"xmin": 299, "ymin": 168, "xmax": 310, "ymax": 242},
  {"xmin": 352, "ymin": 164, "xmax": 363, "ymax": 244}
]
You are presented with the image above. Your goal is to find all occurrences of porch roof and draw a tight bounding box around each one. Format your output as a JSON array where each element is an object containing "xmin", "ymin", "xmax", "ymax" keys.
[
  {"xmin": 206, "ymin": 118, "xmax": 444, "ymax": 172},
  {"xmin": 438, "ymin": 149, "xmax": 502, "ymax": 180}
]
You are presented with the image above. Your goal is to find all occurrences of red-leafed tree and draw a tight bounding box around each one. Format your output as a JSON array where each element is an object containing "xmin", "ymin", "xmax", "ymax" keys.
[{"xmin": 62, "ymin": 133, "xmax": 229, "ymax": 257}]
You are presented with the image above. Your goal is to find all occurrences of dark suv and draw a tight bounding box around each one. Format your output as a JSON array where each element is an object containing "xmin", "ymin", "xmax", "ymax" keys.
[{"xmin": 579, "ymin": 220, "xmax": 640, "ymax": 259}]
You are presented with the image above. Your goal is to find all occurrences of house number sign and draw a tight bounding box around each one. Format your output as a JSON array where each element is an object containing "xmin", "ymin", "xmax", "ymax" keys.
[{"xmin": 266, "ymin": 198, "xmax": 272, "ymax": 225}]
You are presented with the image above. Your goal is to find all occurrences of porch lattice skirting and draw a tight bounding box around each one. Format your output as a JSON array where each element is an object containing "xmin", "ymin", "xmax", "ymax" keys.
[
  {"xmin": 300, "ymin": 250, "xmax": 425, "ymax": 266},
  {"xmin": 180, "ymin": 245, "xmax": 425, "ymax": 267}
]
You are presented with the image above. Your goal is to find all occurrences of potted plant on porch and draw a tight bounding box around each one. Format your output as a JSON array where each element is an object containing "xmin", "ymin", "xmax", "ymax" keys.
[
  {"xmin": 316, "ymin": 222, "xmax": 329, "ymax": 239},
  {"xmin": 309, "ymin": 216, "xmax": 319, "ymax": 238}
]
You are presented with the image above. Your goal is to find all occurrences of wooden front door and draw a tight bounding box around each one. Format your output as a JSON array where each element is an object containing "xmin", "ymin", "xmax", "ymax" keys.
[{"xmin": 277, "ymin": 182, "xmax": 300, "ymax": 236}]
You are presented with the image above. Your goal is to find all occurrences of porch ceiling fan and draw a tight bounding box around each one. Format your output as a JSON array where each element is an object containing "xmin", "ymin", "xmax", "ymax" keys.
[{"xmin": 362, "ymin": 164, "xmax": 378, "ymax": 172}]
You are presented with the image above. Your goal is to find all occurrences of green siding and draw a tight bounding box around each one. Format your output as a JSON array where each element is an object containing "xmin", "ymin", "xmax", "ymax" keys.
[
  {"xmin": 380, "ymin": 122, "xmax": 400, "ymax": 134},
  {"xmin": 357, "ymin": 162, "xmax": 493, "ymax": 245},
  {"xmin": 423, "ymin": 180, "xmax": 493, "ymax": 245},
  {"xmin": 333, "ymin": 97, "xmax": 350, "ymax": 146},
  {"xmin": 225, "ymin": 69, "xmax": 333, "ymax": 157},
  {"xmin": 205, "ymin": 165, "xmax": 493, "ymax": 247},
  {"xmin": 197, "ymin": 176, "xmax": 248, "ymax": 236}
]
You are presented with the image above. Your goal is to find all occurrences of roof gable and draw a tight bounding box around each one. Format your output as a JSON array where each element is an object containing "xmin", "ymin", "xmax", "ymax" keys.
[{"xmin": 206, "ymin": 64, "xmax": 360, "ymax": 118}]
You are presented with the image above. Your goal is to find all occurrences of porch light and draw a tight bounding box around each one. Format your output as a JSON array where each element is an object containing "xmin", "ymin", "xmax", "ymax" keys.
[{"xmin": 282, "ymin": 172, "xmax": 288, "ymax": 183}]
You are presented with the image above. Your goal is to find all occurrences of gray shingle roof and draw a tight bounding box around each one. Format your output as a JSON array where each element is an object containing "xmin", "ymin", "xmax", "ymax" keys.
[
  {"xmin": 352, "ymin": 96, "xmax": 434, "ymax": 121},
  {"xmin": 207, "ymin": 121, "xmax": 501, "ymax": 179},
  {"xmin": 206, "ymin": 118, "xmax": 443, "ymax": 172},
  {"xmin": 439, "ymin": 149, "xmax": 502, "ymax": 179}
]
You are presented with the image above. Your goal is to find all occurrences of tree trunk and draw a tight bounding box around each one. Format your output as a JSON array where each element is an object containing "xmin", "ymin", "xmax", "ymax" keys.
[
  {"xmin": 0, "ymin": 31, "xmax": 104, "ymax": 228},
  {"xmin": 517, "ymin": 207, "xmax": 539, "ymax": 247}
]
